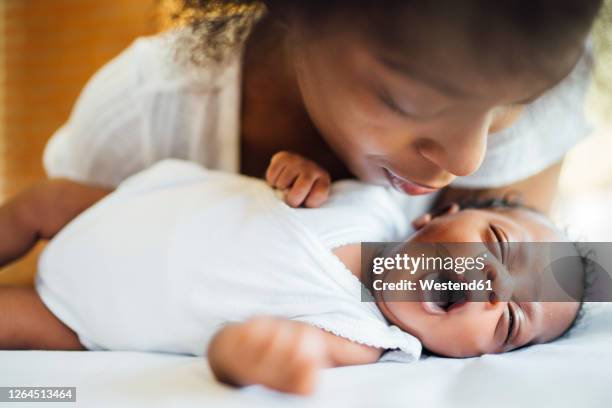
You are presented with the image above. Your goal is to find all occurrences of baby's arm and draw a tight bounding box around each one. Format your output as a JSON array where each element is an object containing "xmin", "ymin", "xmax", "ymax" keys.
[
  {"xmin": 0, "ymin": 179, "xmax": 111, "ymax": 267},
  {"xmin": 266, "ymin": 151, "xmax": 331, "ymax": 208},
  {"xmin": 208, "ymin": 317, "xmax": 382, "ymax": 395}
]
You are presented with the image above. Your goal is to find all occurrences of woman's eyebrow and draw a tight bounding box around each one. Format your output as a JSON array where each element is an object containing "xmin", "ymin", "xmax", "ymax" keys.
[
  {"xmin": 378, "ymin": 53, "xmax": 575, "ymax": 107},
  {"xmin": 377, "ymin": 54, "xmax": 480, "ymax": 100}
]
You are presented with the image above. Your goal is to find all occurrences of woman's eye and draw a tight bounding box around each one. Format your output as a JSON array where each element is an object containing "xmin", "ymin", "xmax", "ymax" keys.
[
  {"xmin": 379, "ymin": 91, "xmax": 411, "ymax": 117},
  {"xmin": 375, "ymin": 85, "xmax": 447, "ymax": 119}
]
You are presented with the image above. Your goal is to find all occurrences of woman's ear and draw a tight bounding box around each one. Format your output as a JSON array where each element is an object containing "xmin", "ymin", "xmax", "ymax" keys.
[{"xmin": 411, "ymin": 203, "xmax": 460, "ymax": 230}]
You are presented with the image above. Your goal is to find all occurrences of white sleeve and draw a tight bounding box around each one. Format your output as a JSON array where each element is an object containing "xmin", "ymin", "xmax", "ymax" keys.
[
  {"xmin": 44, "ymin": 31, "xmax": 241, "ymax": 187},
  {"xmin": 43, "ymin": 38, "xmax": 151, "ymax": 187},
  {"xmin": 451, "ymin": 48, "xmax": 594, "ymax": 188}
]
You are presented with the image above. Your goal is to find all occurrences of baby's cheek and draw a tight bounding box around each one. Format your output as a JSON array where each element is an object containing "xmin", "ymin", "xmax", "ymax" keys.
[
  {"xmin": 384, "ymin": 303, "xmax": 465, "ymax": 355},
  {"xmin": 383, "ymin": 301, "xmax": 498, "ymax": 357},
  {"xmin": 421, "ymin": 315, "xmax": 497, "ymax": 357},
  {"xmin": 383, "ymin": 301, "xmax": 434, "ymax": 338}
]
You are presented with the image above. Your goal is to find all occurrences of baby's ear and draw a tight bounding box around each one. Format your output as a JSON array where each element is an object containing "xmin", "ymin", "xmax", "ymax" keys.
[{"xmin": 411, "ymin": 203, "xmax": 460, "ymax": 230}]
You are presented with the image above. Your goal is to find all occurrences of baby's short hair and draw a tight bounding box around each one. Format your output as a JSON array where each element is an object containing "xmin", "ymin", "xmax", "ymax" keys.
[
  {"xmin": 564, "ymin": 243, "xmax": 598, "ymax": 334},
  {"xmin": 455, "ymin": 192, "xmax": 532, "ymax": 212}
]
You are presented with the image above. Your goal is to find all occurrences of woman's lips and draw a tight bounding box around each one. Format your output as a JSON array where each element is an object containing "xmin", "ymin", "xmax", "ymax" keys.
[{"xmin": 383, "ymin": 168, "xmax": 440, "ymax": 196}]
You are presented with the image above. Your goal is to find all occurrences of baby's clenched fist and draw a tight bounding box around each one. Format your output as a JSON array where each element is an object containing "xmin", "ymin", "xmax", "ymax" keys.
[
  {"xmin": 266, "ymin": 151, "xmax": 331, "ymax": 208},
  {"xmin": 208, "ymin": 317, "xmax": 328, "ymax": 395}
]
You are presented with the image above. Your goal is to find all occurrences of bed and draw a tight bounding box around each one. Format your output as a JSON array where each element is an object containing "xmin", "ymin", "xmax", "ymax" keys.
[{"xmin": 1, "ymin": 302, "xmax": 610, "ymax": 408}]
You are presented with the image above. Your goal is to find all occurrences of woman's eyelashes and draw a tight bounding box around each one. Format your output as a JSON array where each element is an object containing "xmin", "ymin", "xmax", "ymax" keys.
[
  {"xmin": 378, "ymin": 88, "xmax": 413, "ymax": 117},
  {"xmin": 376, "ymin": 86, "xmax": 443, "ymax": 120}
]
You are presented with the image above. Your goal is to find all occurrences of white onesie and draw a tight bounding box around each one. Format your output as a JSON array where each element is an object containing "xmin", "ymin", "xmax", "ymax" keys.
[{"xmin": 36, "ymin": 160, "xmax": 421, "ymax": 361}]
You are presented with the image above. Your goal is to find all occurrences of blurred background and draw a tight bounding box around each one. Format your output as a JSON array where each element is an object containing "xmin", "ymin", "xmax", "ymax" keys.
[
  {"xmin": 0, "ymin": 0, "xmax": 610, "ymax": 285},
  {"xmin": 554, "ymin": 0, "xmax": 612, "ymax": 241},
  {"xmin": 0, "ymin": 0, "xmax": 159, "ymax": 284}
]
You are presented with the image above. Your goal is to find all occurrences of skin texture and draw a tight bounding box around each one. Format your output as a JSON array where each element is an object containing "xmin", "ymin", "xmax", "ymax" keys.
[{"xmin": 240, "ymin": 16, "xmax": 581, "ymax": 213}]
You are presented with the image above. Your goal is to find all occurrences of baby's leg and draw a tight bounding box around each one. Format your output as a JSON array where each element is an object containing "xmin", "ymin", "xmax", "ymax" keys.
[{"xmin": 0, "ymin": 287, "xmax": 83, "ymax": 350}]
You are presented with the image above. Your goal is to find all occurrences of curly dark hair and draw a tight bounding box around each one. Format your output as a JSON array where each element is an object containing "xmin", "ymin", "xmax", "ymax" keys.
[
  {"xmin": 170, "ymin": 0, "xmax": 263, "ymax": 63},
  {"xmin": 174, "ymin": 0, "xmax": 604, "ymax": 79}
]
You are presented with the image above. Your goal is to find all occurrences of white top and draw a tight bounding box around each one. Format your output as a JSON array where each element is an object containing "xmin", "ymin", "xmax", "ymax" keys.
[
  {"xmin": 36, "ymin": 160, "xmax": 421, "ymax": 361},
  {"xmin": 43, "ymin": 30, "xmax": 592, "ymax": 191}
]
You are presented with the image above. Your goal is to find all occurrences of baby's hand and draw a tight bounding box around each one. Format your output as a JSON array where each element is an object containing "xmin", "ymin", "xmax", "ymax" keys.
[
  {"xmin": 208, "ymin": 317, "xmax": 327, "ymax": 395},
  {"xmin": 266, "ymin": 151, "xmax": 331, "ymax": 208}
]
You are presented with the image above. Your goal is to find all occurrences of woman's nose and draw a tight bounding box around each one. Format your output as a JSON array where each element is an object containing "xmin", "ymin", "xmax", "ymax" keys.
[{"xmin": 417, "ymin": 113, "xmax": 492, "ymax": 177}]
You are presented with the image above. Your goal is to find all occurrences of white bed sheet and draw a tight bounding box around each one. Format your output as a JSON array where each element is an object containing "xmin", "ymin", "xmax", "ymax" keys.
[{"xmin": 1, "ymin": 303, "xmax": 611, "ymax": 408}]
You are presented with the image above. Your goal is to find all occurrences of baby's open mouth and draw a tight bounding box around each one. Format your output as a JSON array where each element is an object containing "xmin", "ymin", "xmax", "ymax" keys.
[{"xmin": 420, "ymin": 270, "xmax": 468, "ymax": 314}]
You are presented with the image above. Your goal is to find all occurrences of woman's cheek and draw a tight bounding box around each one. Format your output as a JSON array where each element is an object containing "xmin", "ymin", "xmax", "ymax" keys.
[
  {"xmin": 490, "ymin": 105, "xmax": 525, "ymax": 134},
  {"xmin": 334, "ymin": 108, "xmax": 390, "ymax": 152},
  {"xmin": 339, "ymin": 98, "xmax": 409, "ymax": 153}
]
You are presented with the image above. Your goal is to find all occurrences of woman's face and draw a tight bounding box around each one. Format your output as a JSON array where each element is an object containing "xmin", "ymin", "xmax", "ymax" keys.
[
  {"xmin": 289, "ymin": 28, "xmax": 575, "ymax": 195},
  {"xmin": 375, "ymin": 207, "xmax": 581, "ymax": 357}
]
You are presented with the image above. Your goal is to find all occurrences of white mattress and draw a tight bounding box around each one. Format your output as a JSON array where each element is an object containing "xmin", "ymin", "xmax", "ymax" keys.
[{"xmin": 1, "ymin": 303, "xmax": 611, "ymax": 408}]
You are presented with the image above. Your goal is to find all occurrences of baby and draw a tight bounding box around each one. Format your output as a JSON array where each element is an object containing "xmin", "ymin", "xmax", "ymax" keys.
[{"xmin": 0, "ymin": 154, "xmax": 586, "ymax": 395}]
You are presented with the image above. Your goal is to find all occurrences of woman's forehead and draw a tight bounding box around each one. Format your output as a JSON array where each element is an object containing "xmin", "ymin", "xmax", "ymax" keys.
[
  {"xmin": 336, "ymin": 20, "xmax": 581, "ymax": 106},
  {"xmin": 370, "ymin": 42, "xmax": 569, "ymax": 106}
]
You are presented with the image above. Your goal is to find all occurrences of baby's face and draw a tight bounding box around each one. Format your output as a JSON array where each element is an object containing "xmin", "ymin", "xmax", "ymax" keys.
[{"xmin": 375, "ymin": 207, "xmax": 580, "ymax": 357}]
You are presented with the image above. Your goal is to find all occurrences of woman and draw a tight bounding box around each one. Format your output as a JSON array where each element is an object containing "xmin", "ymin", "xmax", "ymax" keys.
[{"xmin": 44, "ymin": 0, "xmax": 602, "ymax": 223}]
